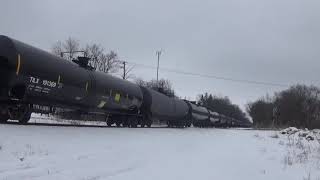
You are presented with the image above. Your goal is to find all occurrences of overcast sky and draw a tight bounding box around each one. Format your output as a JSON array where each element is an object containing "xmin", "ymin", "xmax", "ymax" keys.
[{"xmin": 1, "ymin": 0, "xmax": 320, "ymax": 109}]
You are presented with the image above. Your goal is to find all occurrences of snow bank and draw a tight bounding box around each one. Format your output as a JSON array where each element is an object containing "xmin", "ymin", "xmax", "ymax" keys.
[
  {"xmin": 279, "ymin": 127, "xmax": 320, "ymax": 141},
  {"xmin": 276, "ymin": 127, "xmax": 320, "ymax": 180}
]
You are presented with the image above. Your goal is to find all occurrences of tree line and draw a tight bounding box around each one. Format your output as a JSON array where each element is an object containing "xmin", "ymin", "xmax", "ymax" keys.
[
  {"xmin": 198, "ymin": 93, "xmax": 250, "ymax": 123},
  {"xmin": 247, "ymin": 84, "xmax": 320, "ymax": 129}
]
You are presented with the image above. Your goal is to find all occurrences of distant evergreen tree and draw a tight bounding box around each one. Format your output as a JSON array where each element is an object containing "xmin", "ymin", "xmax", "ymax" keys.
[{"xmin": 198, "ymin": 93, "xmax": 250, "ymax": 122}]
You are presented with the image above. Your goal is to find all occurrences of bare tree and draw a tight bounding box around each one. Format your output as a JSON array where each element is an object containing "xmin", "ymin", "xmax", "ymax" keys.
[
  {"xmin": 103, "ymin": 51, "xmax": 120, "ymax": 73},
  {"xmin": 50, "ymin": 37, "xmax": 122, "ymax": 74},
  {"xmin": 135, "ymin": 78, "xmax": 146, "ymax": 87},
  {"xmin": 51, "ymin": 40, "xmax": 64, "ymax": 57},
  {"xmin": 63, "ymin": 37, "xmax": 80, "ymax": 60},
  {"xmin": 83, "ymin": 46, "xmax": 121, "ymax": 74},
  {"xmin": 247, "ymin": 84, "xmax": 320, "ymax": 129},
  {"xmin": 135, "ymin": 78, "xmax": 175, "ymax": 97},
  {"xmin": 246, "ymin": 96, "xmax": 274, "ymax": 128},
  {"xmin": 51, "ymin": 37, "xmax": 80, "ymax": 60},
  {"xmin": 84, "ymin": 43, "xmax": 104, "ymax": 69}
]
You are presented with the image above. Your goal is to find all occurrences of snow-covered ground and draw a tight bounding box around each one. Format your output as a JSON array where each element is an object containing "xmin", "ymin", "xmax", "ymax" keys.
[
  {"xmin": 1, "ymin": 117, "xmax": 320, "ymax": 180},
  {"xmin": 28, "ymin": 113, "xmax": 109, "ymax": 126}
]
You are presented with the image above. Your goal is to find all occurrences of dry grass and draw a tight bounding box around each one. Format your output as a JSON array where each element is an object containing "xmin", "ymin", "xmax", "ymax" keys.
[
  {"xmin": 270, "ymin": 133, "xmax": 279, "ymax": 139},
  {"xmin": 282, "ymin": 132, "xmax": 320, "ymax": 172},
  {"xmin": 302, "ymin": 172, "xmax": 320, "ymax": 180}
]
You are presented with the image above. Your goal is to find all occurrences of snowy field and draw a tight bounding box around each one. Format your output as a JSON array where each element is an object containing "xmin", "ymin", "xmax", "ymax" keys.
[{"xmin": 1, "ymin": 117, "xmax": 320, "ymax": 180}]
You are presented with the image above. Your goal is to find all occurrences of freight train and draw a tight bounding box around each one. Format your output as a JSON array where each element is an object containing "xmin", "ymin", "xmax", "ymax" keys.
[{"xmin": 0, "ymin": 35, "xmax": 251, "ymax": 128}]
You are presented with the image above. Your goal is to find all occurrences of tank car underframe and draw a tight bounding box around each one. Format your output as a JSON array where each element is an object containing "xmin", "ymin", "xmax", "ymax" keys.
[
  {"xmin": 105, "ymin": 110, "xmax": 152, "ymax": 128},
  {"xmin": 0, "ymin": 98, "xmax": 32, "ymax": 124}
]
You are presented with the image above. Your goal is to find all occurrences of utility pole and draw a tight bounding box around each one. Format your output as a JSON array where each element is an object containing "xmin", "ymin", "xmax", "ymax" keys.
[
  {"xmin": 156, "ymin": 50, "xmax": 162, "ymax": 83},
  {"xmin": 122, "ymin": 61, "xmax": 126, "ymax": 80}
]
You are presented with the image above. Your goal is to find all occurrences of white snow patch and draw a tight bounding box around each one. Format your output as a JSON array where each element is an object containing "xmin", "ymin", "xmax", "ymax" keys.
[
  {"xmin": 27, "ymin": 113, "xmax": 108, "ymax": 126},
  {"xmin": 0, "ymin": 124, "xmax": 320, "ymax": 180}
]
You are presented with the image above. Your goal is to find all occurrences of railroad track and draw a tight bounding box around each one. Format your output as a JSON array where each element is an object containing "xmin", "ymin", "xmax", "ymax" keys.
[
  {"xmin": 1, "ymin": 117, "xmax": 252, "ymax": 129},
  {"xmin": 0, "ymin": 120, "xmax": 170, "ymax": 129},
  {"xmin": 0, "ymin": 121, "xmax": 253, "ymax": 130}
]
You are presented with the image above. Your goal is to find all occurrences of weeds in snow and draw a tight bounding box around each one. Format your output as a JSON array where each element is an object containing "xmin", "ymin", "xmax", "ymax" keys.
[
  {"xmin": 280, "ymin": 128, "xmax": 320, "ymax": 171},
  {"xmin": 302, "ymin": 172, "xmax": 320, "ymax": 180},
  {"xmin": 12, "ymin": 144, "xmax": 49, "ymax": 162},
  {"xmin": 283, "ymin": 135, "xmax": 311, "ymax": 168},
  {"xmin": 259, "ymin": 169, "xmax": 266, "ymax": 175},
  {"xmin": 279, "ymin": 140, "xmax": 285, "ymax": 145},
  {"xmin": 270, "ymin": 133, "xmax": 279, "ymax": 139},
  {"xmin": 81, "ymin": 176, "xmax": 100, "ymax": 180},
  {"xmin": 303, "ymin": 173, "xmax": 311, "ymax": 180},
  {"xmin": 254, "ymin": 133, "xmax": 266, "ymax": 141},
  {"xmin": 283, "ymin": 153, "xmax": 293, "ymax": 166}
]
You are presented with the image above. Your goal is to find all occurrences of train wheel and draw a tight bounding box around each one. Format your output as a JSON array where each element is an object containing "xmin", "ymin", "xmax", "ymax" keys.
[
  {"xmin": 140, "ymin": 117, "xmax": 145, "ymax": 128},
  {"xmin": 106, "ymin": 120, "xmax": 113, "ymax": 127},
  {"xmin": 146, "ymin": 121, "xmax": 151, "ymax": 128},
  {"xmin": 0, "ymin": 107, "xmax": 9, "ymax": 123},
  {"xmin": 183, "ymin": 121, "xmax": 188, "ymax": 128},
  {"xmin": 0, "ymin": 114, "xmax": 9, "ymax": 123},
  {"xmin": 129, "ymin": 118, "xmax": 138, "ymax": 128},
  {"xmin": 121, "ymin": 116, "xmax": 128, "ymax": 127},
  {"xmin": 19, "ymin": 111, "xmax": 31, "ymax": 124},
  {"xmin": 142, "ymin": 113, "xmax": 152, "ymax": 128},
  {"xmin": 140, "ymin": 120, "xmax": 145, "ymax": 127},
  {"xmin": 106, "ymin": 115, "xmax": 112, "ymax": 127},
  {"xmin": 0, "ymin": 116, "xmax": 8, "ymax": 123},
  {"xmin": 116, "ymin": 122, "xmax": 121, "ymax": 127},
  {"xmin": 107, "ymin": 122, "xmax": 112, "ymax": 127},
  {"xmin": 180, "ymin": 121, "xmax": 185, "ymax": 128},
  {"xmin": 8, "ymin": 105, "xmax": 31, "ymax": 124},
  {"xmin": 123, "ymin": 122, "xmax": 129, "ymax": 127}
]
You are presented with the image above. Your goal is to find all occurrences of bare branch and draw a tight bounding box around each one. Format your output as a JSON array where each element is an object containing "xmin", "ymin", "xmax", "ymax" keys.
[
  {"xmin": 51, "ymin": 41, "xmax": 64, "ymax": 57},
  {"xmin": 63, "ymin": 37, "xmax": 80, "ymax": 60}
]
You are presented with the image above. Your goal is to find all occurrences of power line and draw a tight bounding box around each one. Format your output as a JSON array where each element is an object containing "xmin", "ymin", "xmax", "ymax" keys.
[{"xmin": 124, "ymin": 61, "xmax": 289, "ymax": 88}]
